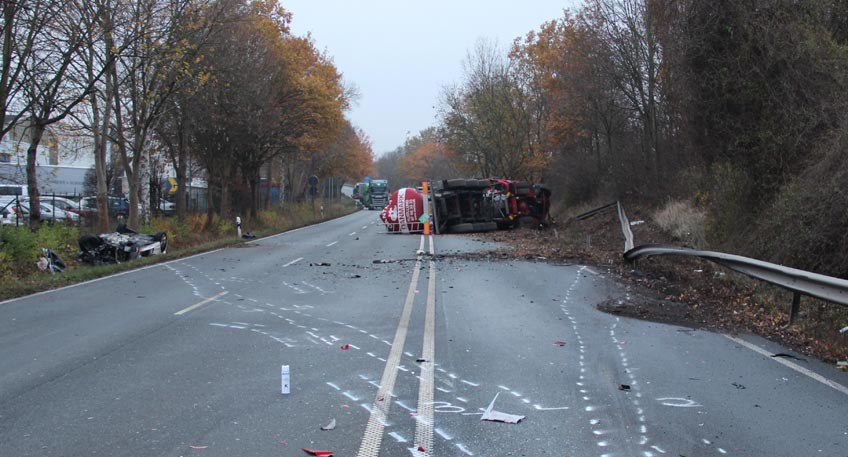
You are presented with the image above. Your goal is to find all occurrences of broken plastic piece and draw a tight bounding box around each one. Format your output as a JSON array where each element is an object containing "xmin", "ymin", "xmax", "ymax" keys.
[
  {"xmin": 415, "ymin": 358, "xmax": 427, "ymax": 363},
  {"xmin": 418, "ymin": 446, "xmax": 426, "ymax": 452},
  {"xmin": 481, "ymin": 392, "xmax": 525, "ymax": 423},
  {"xmin": 840, "ymin": 326, "xmax": 848, "ymax": 334},
  {"xmin": 190, "ymin": 445, "xmax": 208, "ymax": 449},
  {"xmin": 340, "ymin": 344, "xmax": 350, "ymax": 350},
  {"xmin": 619, "ymin": 384, "xmax": 631, "ymax": 391},
  {"xmin": 377, "ymin": 395, "xmax": 385, "ymax": 401},
  {"xmin": 553, "ymin": 341, "xmax": 567, "ymax": 347},
  {"xmin": 302, "ymin": 449, "xmax": 333, "ymax": 456},
  {"xmin": 320, "ymin": 419, "xmax": 336, "ymax": 431}
]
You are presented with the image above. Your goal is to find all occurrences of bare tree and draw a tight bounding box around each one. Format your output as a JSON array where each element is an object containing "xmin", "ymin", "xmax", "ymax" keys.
[{"xmin": 20, "ymin": 0, "xmax": 112, "ymax": 226}]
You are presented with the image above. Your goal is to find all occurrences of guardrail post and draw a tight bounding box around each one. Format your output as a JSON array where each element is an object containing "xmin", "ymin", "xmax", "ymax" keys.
[{"xmin": 788, "ymin": 292, "xmax": 801, "ymax": 326}]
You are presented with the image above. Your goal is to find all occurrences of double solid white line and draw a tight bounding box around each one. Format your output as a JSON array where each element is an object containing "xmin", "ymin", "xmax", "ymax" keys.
[{"xmin": 357, "ymin": 235, "xmax": 436, "ymax": 456}]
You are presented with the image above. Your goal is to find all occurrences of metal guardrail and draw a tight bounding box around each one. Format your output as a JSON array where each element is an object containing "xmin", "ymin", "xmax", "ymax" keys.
[
  {"xmin": 572, "ymin": 201, "xmax": 633, "ymax": 252},
  {"xmin": 624, "ymin": 244, "xmax": 848, "ymax": 324},
  {"xmin": 574, "ymin": 201, "xmax": 618, "ymax": 221},
  {"xmin": 617, "ymin": 201, "xmax": 634, "ymax": 252},
  {"xmin": 575, "ymin": 200, "xmax": 848, "ymax": 324}
]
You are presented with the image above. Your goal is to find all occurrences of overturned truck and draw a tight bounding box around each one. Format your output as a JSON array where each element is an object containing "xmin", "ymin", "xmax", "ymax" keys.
[{"xmin": 380, "ymin": 178, "xmax": 551, "ymax": 234}]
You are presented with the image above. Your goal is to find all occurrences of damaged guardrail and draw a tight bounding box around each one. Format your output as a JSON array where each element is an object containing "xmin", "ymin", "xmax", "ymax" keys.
[
  {"xmin": 624, "ymin": 244, "xmax": 848, "ymax": 324},
  {"xmin": 573, "ymin": 201, "xmax": 633, "ymax": 252}
]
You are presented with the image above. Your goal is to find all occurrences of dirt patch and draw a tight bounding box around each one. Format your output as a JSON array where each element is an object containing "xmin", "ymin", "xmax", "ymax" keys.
[{"xmin": 468, "ymin": 204, "xmax": 848, "ymax": 365}]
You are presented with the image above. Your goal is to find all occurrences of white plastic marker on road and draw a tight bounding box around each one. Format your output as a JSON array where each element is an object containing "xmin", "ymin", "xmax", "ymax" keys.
[
  {"xmin": 413, "ymin": 234, "xmax": 437, "ymax": 455},
  {"xmin": 356, "ymin": 242, "xmax": 425, "ymax": 457},
  {"xmin": 724, "ymin": 334, "xmax": 848, "ymax": 396},
  {"xmin": 174, "ymin": 291, "xmax": 229, "ymax": 316},
  {"xmin": 282, "ymin": 257, "xmax": 303, "ymax": 268}
]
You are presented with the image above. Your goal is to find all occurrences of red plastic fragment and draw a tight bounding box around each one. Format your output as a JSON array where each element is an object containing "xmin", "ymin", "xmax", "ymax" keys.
[
  {"xmin": 377, "ymin": 395, "xmax": 385, "ymax": 401},
  {"xmin": 418, "ymin": 446, "xmax": 426, "ymax": 452},
  {"xmin": 340, "ymin": 344, "xmax": 350, "ymax": 350},
  {"xmin": 302, "ymin": 449, "xmax": 334, "ymax": 456},
  {"xmin": 553, "ymin": 341, "xmax": 567, "ymax": 347}
]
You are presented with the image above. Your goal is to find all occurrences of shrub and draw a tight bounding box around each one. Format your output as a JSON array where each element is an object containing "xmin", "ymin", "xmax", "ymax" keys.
[
  {"xmin": 653, "ymin": 200, "xmax": 707, "ymax": 248},
  {"xmin": 0, "ymin": 226, "xmax": 39, "ymax": 272}
]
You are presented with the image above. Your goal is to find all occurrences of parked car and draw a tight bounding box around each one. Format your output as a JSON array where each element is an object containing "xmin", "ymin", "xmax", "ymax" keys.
[
  {"xmin": 159, "ymin": 199, "xmax": 176, "ymax": 214},
  {"xmin": 36, "ymin": 196, "xmax": 80, "ymax": 213},
  {"xmin": 75, "ymin": 196, "xmax": 131, "ymax": 217},
  {"xmin": 18, "ymin": 199, "xmax": 80, "ymax": 223},
  {"xmin": 1, "ymin": 206, "xmax": 16, "ymax": 225}
]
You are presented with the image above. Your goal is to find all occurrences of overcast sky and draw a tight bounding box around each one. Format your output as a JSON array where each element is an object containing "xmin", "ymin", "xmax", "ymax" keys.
[{"xmin": 282, "ymin": 1, "xmax": 579, "ymax": 156}]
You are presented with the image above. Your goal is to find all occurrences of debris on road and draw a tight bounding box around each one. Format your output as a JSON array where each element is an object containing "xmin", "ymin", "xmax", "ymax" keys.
[
  {"xmin": 553, "ymin": 341, "xmax": 567, "ymax": 347},
  {"xmin": 189, "ymin": 445, "xmax": 208, "ymax": 449},
  {"xmin": 320, "ymin": 419, "xmax": 336, "ymax": 431},
  {"xmin": 837, "ymin": 361, "xmax": 848, "ymax": 371},
  {"xmin": 310, "ymin": 262, "xmax": 331, "ymax": 267},
  {"xmin": 840, "ymin": 326, "xmax": 848, "ymax": 334},
  {"xmin": 241, "ymin": 232, "xmax": 256, "ymax": 239},
  {"xmin": 771, "ymin": 353, "xmax": 806, "ymax": 362},
  {"xmin": 302, "ymin": 448, "xmax": 333, "ymax": 456},
  {"xmin": 340, "ymin": 344, "xmax": 349, "ymax": 350},
  {"xmin": 732, "ymin": 382, "xmax": 746, "ymax": 389},
  {"xmin": 481, "ymin": 392, "xmax": 525, "ymax": 424},
  {"xmin": 619, "ymin": 384, "xmax": 631, "ymax": 391},
  {"xmin": 415, "ymin": 358, "xmax": 428, "ymax": 363}
]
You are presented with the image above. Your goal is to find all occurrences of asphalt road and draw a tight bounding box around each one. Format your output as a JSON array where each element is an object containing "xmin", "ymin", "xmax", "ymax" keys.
[{"xmin": 1, "ymin": 209, "xmax": 847, "ymax": 457}]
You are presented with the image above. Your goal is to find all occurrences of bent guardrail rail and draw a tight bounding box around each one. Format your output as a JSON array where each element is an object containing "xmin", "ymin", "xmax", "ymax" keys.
[{"xmin": 624, "ymin": 244, "xmax": 848, "ymax": 324}]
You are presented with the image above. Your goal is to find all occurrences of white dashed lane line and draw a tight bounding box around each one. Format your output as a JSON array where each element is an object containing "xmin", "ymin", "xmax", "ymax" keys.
[{"xmin": 282, "ymin": 257, "xmax": 303, "ymax": 267}]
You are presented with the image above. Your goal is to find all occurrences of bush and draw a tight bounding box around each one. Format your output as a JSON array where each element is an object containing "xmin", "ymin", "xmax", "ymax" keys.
[
  {"xmin": 36, "ymin": 223, "xmax": 80, "ymax": 259},
  {"xmin": 653, "ymin": 200, "xmax": 707, "ymax": 248},
  {"xmin": 0, "ymin": 226, "xmax": 39, "ymax": 273}
]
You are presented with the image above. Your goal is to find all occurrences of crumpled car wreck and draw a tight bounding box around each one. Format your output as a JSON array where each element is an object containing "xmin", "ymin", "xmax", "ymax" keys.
[{"xmin": 77, "ymin": 224, "xmax": 167, "ymax": 265}]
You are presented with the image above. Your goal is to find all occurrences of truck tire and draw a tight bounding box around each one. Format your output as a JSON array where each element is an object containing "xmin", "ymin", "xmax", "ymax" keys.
[
  {"xmin": 448, "ymin": 223, "xmax": 474, "ymax": 233},
  {"xmin": 445, "ymin": 179, "xmax": 467, "ymax": 189},
  {"xmin": 472, "ymin": 222, "xmax": 498, "ymax": 232}
]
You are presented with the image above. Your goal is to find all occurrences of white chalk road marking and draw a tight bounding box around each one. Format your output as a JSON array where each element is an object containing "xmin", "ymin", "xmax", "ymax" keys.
[{"xmin": 174, "ymin": 291, "xmax": 229, "ymax": 315}]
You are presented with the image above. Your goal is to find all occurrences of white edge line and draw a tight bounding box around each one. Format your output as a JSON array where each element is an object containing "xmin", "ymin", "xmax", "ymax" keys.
[
  {"xmin": 174, "ymin": 291, "xmax": 229, "ymax": 316},
  {"xmin": 724, "ymin": 334, "xmax": 848, "ymax": 396},
  {"xmin": 0, "ymin": 211, "xmax": 364, "ymax": 306},
  {"xmin": 0, "ymin": 247, "xmax": 225, "ymax": 307}
]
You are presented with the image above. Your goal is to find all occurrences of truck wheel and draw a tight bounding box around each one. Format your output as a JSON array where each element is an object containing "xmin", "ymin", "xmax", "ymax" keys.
[
  {"xmin": 445, "ymin": 179, "xmax": 467, "ymax": 189},
  {"xmin": 472, "ymin": 222, "xmax": 498, "ymax": 232},
  {"xmin": 448, "ymin": 223, "xmax": 474, "ymax": 233}
]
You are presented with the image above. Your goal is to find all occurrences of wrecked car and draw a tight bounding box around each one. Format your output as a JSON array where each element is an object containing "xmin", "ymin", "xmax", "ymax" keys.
[{"xmin": 77, "ymin": 224, "xmax": 167, "ymax": 265}]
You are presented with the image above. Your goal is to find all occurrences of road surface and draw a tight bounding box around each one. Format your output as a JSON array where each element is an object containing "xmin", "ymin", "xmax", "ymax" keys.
[{"xmin": 1, "ymin": 210, "xmax": 846, "ymax": 456}]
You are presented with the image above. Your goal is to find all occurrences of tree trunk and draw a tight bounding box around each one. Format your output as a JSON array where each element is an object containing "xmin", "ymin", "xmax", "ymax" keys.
[{"xmin": 25, "ymin": 122, "xmax": 45, "ymax": 228}]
